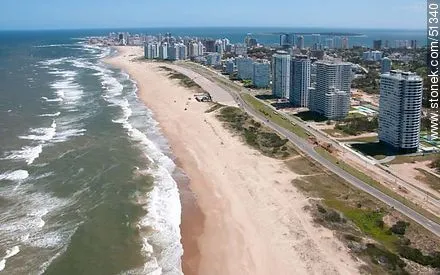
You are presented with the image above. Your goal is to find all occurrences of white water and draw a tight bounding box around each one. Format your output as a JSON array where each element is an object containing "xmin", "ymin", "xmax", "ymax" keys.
[{"xmin": 98, "ymin": 63, "xmax": 183, "ymax": 274}]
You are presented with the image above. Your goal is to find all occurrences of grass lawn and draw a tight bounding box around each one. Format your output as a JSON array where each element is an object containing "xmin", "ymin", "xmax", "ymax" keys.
[{"xmin": 240, "ymin": 93, "xmax": 311, "ymax": 139}]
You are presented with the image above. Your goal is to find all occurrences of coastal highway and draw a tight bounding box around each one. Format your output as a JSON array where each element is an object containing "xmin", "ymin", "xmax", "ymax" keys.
[{"xmin": 166, "ymin": 63, "xmax": 440, "ymax": 237}]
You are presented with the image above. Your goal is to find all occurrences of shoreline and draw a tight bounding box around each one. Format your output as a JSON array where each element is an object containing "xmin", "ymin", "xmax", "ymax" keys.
[{"xmin": 104, "ymin": 46, "xmax": 362, "ymax": 275}]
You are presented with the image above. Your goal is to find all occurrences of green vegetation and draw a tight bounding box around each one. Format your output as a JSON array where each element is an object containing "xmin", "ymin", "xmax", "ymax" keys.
[
  {"xmin": 335, "ymin": 116, "xmax": 378, "ymax": 136},
  {"xmin": 240, "ymin": 93, "xmax": 311, "ymax": 139},
  {"xmin": 242, "ymin": 79, "xmax": 253, "ymax": 87},
  {"xmin": 159, "ymin": 66, "xmax": 202, "ymax": 90},
  {"xmin": 352, "ymin": 69, "xmax": 380, "ymax": 94},
  {"xmin": 364, "ymin": 244, "xmax": 408, "ymax": 274},
  {"xmin": 294, "ymin": 111, "xmax": 328, "ymax": 122},
  {"xmin": 398, "ymin": 246, "xmax": 440, "ymax": 268},
  {"xmin": 315, "ymin": 146, "xmax": 440, "ymax": 225},
  {"xmin": 217, "ymin": 106, "xmax": 297, "ymax": 159}
]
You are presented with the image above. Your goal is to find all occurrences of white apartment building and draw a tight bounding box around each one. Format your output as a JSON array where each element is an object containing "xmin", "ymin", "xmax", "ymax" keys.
[
  {"xmin": 378, "ymin": 70, "xmax": 423, "ymax": 153},
  {"xmin": 290, "ymin": 55, "xmax": 311, "ymax": 107},
  {"xmin": 271, "ymin": 51, "xmax": 291, "ymax": 98},
  {"xmin": 236, "ymin": 56, "xmax": 254, "ymax": 80},
  {"xmin": 309, "ymin": 61, "xmax": 352, "ymax": 119},
  {"xmin": 253, "ymin": 60, "xmax": 270, "ymax": 88}
]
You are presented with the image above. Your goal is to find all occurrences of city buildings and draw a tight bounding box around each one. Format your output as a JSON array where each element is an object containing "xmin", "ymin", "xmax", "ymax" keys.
[
  {"xmin": 234, "ymin": 44, "xmax": 247, "ymax": 56},
  {"xmin": 225, "ymin": 59, "xmax": 235, "ymax": 74},
  {"xmin": 144, "ymin": 42, "xmax": 159, "ymax": 59},
  {"xmin": 271, "ymin": 51, "xmax": 291, "ymax": 98},
  {"xmin": 381, "ymin": 57, "xmax": 392, "ymax": 74},
  {"xmin": 378, "ymin": 70, "xmax": 423, "ymax": 153},
  {"xmin": 280, "ymin": 34, "xmax": 294, "ymax": 49},
  {"xmin": 236, "ymin": 57, "xmax": 254, "ymax": 80},
  {"xmin": 253, "ymin": 60, "xmax": 270, "ymax": 88},
  {"xmin": 373, "ymin": 40, "xmax": 382, "ymax": 50},
  {"xmin": 362, "ymin": 50, "xmax": 383, "ymax": 61},
  {"xmin": 296, "ymin": 35, "xmax": 305, "ymax": 50},
  {"xmin": 159, "ymin": 43, "xmax": 168, "ymax": 59},
  {"xmin": 309, "ymin": 61, "xmax": 352, "ymax": 120},
  {"xmin": 206, "ymin": 53, "xmax": 221, "ymax": 66},
  {"xmin": 203, "ymin": 39, "xmax": 216, "ymax": 52},
  {"xmin": 290, "ymin": 55, "xmax": 311, "ymax": 107}
]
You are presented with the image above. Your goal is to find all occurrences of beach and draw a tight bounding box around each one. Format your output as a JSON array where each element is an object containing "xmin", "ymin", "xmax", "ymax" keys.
[{"xmin": 105, "ymin": 46, "xmax": 361, "ymax": 275}]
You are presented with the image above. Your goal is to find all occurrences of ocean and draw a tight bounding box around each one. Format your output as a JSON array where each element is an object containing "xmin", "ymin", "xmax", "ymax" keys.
[
  {"xmin": 0, "ymin": 27, "xmax": 425, "ymax": 275},
  {"xmin": 0, "ymin": 30, "xmax": 182, "ymax": 274}
]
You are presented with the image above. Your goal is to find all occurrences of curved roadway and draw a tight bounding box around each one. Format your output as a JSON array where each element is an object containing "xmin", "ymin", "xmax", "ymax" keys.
[{"xmin": 168, "ymin": 63, "xmax": 440, "ymax": 237}]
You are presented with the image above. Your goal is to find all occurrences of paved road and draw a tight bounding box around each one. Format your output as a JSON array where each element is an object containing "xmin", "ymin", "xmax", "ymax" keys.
[{"xmin": 171, "ymin": 63, "xmax": 440, "ymax": 237}]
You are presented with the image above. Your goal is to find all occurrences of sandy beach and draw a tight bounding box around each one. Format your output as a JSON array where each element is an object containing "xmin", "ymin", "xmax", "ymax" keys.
[{"xmin": 105, "ymin": 46, "xmax": 361, "ymax": 275}]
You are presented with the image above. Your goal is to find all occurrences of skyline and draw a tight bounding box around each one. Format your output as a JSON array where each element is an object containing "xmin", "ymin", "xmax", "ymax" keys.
[{"xmin": 0, "ymin": 0, "xmax": 426, "ymax": 30}]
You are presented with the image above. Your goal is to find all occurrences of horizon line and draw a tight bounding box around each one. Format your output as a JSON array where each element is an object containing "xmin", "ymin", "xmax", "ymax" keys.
[{"xmin": 0, "ymin": 26, "xmax": 425, "ymax": 32}]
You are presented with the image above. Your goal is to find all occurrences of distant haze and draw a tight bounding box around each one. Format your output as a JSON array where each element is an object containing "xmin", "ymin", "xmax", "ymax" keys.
[{"xmin": 0, "ymin": 0, "xmax": 425, "ymax": 30}]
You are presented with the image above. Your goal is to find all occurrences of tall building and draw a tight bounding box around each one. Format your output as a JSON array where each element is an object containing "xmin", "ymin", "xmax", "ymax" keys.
[
  {"xmin": 177, "ymin": 43, "xmax": 188, "ymax": 60},
  {"xmin": 381, "ymin": 57, "xmax": 392, "ymax": 74},
  {"xmin": 290, "ymin": 55, "xmax": 311, "ymax": 107},
  {"xmin": 309, "ymin": 61, "xmax": 352, "ymax": 119},
  {"xmin": 225, "ymin": 59, "xmax": 235, "ymax": 74},
  {"xmin": 215, "ymin": 40, "xmax": 224, "ymax": 55},
  {"xmin": 206, "ymin": 53, "xmax": 221, "ymax": 66},
  {"xmin": 159, "ymin": 43, "xmax": 168, "ymax": 60},
  {"xmin": 373, "ymin": 40, "xmax": 382, "ymax": 50},
  {"xmin": 167, "ymin": 44, "xmax": 179, "ymax": 61},
  {"xmin": 197, "ymin": 41, "xmax": 205, "ymax": 56},
  {"xmin": 378, "ymin": 70, "xmax": 423, "ymax": 153},
  {"xmin": 271, "ymin": 51, "xmax": 291, "ymax": 98},
  {"xmin": 234, "ymin": 44, "xmax": 247, "ymax": 56},
  {"xmin": 363, "ymin": 50, "xmax": 383, "ymax": 61},
  {"xmin": 188, "ymin": 42, "xmax": 199, "ymax": 58},
  {"xmin": 203, "ymin": 39, "xmax": 216, "ymax": 52},
  {"xmin": 324, "ymin": 38, "xmax": 334, "ymax": 49},
  {"xmin": 296, "ymin": 35, "xmax": 305, "ymax": 50},
  {"xmin": 144, "ymin": 43, "xmax": 159, "ymax": 59},
  {"xmin": 341, "ymin": 37, "xmax": 349, "ymax": 49},
  {"xmin": 236, "ymin": 57, "xmax": 254, "ymax": 80},
  {"xmin": 280, "ymin": 34, "xmax": 294, "ymax": 48},
  {"xmin": 253, "ymin": 60, "xmax": 270, "ymax": 88}
]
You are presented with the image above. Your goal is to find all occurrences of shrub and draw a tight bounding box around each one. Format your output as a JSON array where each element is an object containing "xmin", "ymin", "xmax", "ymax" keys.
[{"xmin": 390, "ymin": 221, "xmax": 409, "ymax": 235}]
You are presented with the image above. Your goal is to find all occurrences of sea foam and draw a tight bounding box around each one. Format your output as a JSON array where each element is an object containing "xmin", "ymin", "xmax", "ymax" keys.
[{"xmin": 99, "ymin": 67, "xmax": 183, "ymax": 274}]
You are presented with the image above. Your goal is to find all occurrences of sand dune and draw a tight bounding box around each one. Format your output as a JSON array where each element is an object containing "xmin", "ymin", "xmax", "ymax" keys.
[{"xmin": 105, "ymin": 46, "xmax": 362, "ymax": 275}]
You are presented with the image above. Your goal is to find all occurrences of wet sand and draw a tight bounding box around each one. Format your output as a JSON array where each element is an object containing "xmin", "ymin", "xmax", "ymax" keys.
[{"xmin": 105, "ymin": 46, "xmax": 362, "ymax": 275}]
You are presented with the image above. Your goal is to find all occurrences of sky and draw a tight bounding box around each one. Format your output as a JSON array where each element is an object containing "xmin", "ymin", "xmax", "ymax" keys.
[{"xmin": 0, "ymin": 0, "xmax": 426, "ymax": 30}]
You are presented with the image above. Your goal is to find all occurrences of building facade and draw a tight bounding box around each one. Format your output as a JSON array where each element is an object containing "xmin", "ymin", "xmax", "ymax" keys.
[
  {"xmin": 309, "ymin": 61, "xmax": 352, "ymax": 119},
  {"xmin": 236, "ymin": 57, "xmax": 254, "ymax": 80},
  {"xmin": 271, "ymin": 51, "xmax": 291, "ymax": 98},
  {"xmin": 378, "ymin": 70, "xmax": 423, "ymax": 153},
  {"xmin": 381, "ymin": 57, "xmax": 392, "ymax": 74},
  {"xmin": 290, "ymin": 55, "xmax": 311, "ymax": 107},
  {"xmin": 253, "ymin": 61, "xmax": 270, "ymax": 88}
]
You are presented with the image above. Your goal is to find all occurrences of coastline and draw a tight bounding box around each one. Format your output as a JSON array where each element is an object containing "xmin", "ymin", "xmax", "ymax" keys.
[{"xmin": 104, "ymin": 46, "xmax": 362, "ymax": 275}]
